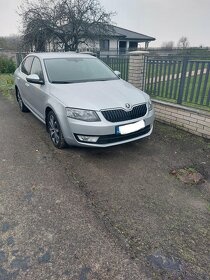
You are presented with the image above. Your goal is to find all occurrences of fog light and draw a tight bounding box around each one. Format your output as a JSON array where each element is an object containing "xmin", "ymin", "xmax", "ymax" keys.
[{"xmin": 77, "ymin": 135, "xmax": 99, "ymax": 143}]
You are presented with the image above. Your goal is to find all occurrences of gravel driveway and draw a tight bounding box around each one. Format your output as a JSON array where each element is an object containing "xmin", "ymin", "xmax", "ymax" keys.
[{"xmin": 0, "ymin": 91, "xmax": 209, "ymax": 279}]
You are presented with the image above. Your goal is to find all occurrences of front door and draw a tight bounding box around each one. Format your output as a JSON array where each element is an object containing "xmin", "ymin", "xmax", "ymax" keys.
[{"xmin": 27, "ymin": 57, "xmax": 46, "ymax": 120}]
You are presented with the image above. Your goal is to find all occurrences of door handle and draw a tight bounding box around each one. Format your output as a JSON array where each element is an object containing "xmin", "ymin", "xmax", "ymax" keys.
[{"xmin": 25, "ymin": 83, "xmax": 30, "ymax": 87}]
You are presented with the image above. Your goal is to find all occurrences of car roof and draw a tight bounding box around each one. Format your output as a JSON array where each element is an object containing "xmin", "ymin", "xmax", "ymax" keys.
[{"xmin": 26, "ymin": 52, "xmax": 96, "ymax": 59}]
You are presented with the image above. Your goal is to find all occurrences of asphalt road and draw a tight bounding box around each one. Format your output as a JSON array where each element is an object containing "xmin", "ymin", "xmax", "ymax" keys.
[{"xmin": 0, "ymin": 92, "xmax": 210, "ymax": 280}]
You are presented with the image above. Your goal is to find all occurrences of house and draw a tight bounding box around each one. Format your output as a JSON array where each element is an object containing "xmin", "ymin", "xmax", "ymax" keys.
[
  {"xmin": 79, "ymin": 26, "xmax": 156, "ymax": 56},
  {"xmin": 24, "ymin": 23, "xmax": 155, "ymax": 55}
]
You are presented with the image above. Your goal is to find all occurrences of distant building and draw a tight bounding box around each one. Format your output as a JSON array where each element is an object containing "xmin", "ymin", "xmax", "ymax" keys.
[{"xmin": 78, "ymin": 26, "xmax": 156, "ymax": 55}]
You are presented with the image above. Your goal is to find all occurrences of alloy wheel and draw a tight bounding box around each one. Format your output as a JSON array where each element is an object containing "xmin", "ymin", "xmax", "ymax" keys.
[{"xmin": 48, "ymin": 114, "xmax": 60, "ymax": 145}]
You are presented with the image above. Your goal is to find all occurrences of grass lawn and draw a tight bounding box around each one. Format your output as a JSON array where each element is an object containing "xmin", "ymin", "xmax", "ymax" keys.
[{"xmin": 0, "ymin": 74, "xmax": 15, "ymax": 99}]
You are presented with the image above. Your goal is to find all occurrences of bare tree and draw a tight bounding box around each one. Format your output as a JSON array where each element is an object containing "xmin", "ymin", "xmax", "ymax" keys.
[
  {"xmin": 19, "ymin": 0, "xmax": 115, "ymax": 52},
  {"xmin": 161, "ymin": 41, "xmax": 174, "ymax": 50},
  {"xmin": 177, "ymin": 36, "xmax": 190, "ymax": 49}
]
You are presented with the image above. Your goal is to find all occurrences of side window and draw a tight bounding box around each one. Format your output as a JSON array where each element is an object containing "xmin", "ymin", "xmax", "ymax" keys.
[
  {"xmin": 21, "ymin": 56, "xmax": 34, "ymax": 75},
  {"xmin": 30, "ymin": 57, "xmax": 44, "ymax": 80}
]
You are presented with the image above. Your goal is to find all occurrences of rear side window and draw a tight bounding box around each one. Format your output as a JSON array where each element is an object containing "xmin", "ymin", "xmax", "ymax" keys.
[{"xmin": 21, "ymin": 56, "xmax": 34, "ymax": 75}]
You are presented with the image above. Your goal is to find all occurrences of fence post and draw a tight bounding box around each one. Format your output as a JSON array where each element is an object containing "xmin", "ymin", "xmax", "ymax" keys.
[
  {"xmin": 128, "ymin": 51, "xmax": 149, "ymax": 91},
  {"xmin": 177, "ymin": 57, "xmax": 188, "ymax": 104}
]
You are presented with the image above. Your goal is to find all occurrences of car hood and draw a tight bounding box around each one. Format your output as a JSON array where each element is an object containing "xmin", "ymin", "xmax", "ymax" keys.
[{"xmin": 49, "ymin": 79, "xmax": 148, "ymax": 110}]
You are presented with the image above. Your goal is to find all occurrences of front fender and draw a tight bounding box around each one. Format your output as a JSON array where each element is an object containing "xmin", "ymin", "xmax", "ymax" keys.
[{"xmin": 45, "ymin": 99, "xmax": 70, "ymax": 139}]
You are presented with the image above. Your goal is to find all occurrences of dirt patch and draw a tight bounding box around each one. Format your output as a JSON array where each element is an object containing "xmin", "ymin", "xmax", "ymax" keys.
[{"xmin": 170, "ymin": 167, "xmax": 206, "ymax": 185}]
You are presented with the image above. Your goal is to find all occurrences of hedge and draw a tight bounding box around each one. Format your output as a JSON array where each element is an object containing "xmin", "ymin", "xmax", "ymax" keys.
[{"xmin": 0, "ymin": 56, "xmax": 16, "ymax": 74}]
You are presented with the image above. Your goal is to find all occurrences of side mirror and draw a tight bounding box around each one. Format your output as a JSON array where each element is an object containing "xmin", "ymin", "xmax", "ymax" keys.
[
  {"xmin": 114, "ymin": 70, "xmax": 121, "ymax": 78},
  {"xmin": 26, "ymin": 74, "xmax": 44, "ymax": 85}
]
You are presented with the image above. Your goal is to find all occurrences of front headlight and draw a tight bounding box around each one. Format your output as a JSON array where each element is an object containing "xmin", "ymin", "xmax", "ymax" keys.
[
  {"xmin": 66, "ymin": 108, "xmax": 100, "ymax": 122},
  {"xmin": 148, "ymin": 99, "xmax": 153, "ymax": 111}
]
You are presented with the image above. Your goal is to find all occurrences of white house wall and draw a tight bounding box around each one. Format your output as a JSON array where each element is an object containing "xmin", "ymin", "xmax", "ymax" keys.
[
  {"xmin": 78, "ymin": 40, "xmax": 98, "ymax": 51},
  {"xmin": 109, "ymin": 40, "xmax": 118, "ymax": 50},
  {"xmin": 78, "ymin": 39, "xmax": 119, "ymax": 55},
  {"xmin": 78, "ymin": 38, "xmax": 144, "ymax": 55}
]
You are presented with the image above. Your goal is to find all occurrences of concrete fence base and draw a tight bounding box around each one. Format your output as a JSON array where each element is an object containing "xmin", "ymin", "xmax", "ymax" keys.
[{"xmin": 153, "ymin": 100, "xmax": 210, "ymax": 139}]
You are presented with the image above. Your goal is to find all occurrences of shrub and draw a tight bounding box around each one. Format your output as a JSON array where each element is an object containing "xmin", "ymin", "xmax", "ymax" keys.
[{"xmin": 0, "ymin": 56, "xmax": 16, "ymax": 74}]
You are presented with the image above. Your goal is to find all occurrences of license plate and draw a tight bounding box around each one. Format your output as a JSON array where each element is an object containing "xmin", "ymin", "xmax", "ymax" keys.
[{"xmin": 116, "ymin": 120, "xmax": 145, "ymax": 135}]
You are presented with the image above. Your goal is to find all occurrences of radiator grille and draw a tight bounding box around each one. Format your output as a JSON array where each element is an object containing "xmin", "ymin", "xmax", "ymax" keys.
[{"xmin": 101, "ymin": 103, "xmax": 147, "ymax": 122}]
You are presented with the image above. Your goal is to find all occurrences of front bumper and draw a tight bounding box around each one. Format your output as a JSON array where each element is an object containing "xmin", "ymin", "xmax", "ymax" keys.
[{"xmin": 64, "ymin": 109, "xmax": 155, "ymax": 147}]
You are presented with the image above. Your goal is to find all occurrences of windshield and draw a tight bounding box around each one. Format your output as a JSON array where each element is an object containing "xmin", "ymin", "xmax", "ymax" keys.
[{"xmin": 44, "ymin": 57, "xmax": 119, "ymax": 84}]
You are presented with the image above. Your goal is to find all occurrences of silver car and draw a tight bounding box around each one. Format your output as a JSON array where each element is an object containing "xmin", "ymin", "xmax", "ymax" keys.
[{"xmin": 14, "ymin": 52, "xmax": 155, "ymax": 148}]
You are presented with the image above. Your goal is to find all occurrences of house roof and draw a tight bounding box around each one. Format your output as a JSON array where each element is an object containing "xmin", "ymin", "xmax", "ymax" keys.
[
  {"xmin": 111, "ymin": 26, "xmax": 155, "ymax": 42},
  {"xmin": 62, "ymin": 23, "xmax": 155, "ymax": 42}
]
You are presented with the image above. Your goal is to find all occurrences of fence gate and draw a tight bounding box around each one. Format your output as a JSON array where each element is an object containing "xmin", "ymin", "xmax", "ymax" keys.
[{"xmin": 145, "ymin": 56, "xmax": 210, "ymax": 111}]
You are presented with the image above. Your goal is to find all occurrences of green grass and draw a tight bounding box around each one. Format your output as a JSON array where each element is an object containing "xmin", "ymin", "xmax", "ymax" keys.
[
  {"xmin": 177, "ymin": 48, "xmax": 210, "ymax": 58},
  {"xmin": 0, "ymin": 74, "xmax": 15, "ymax": 99}
]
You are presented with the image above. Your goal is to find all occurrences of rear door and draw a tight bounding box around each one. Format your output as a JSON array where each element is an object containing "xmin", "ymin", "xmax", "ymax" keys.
[{"xmin": 17, "ymin": 56, "xmax": 34, "ymax": 107}]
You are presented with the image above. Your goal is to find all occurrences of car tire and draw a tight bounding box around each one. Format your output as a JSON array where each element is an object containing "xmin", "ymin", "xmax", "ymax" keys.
[
  {"xmin": 16, "ymin": 88, "xmax": 30, "ymax": 112},
  {"xmin": 47, "ymin": 111, "xmax": 67, "ymax": 149}
]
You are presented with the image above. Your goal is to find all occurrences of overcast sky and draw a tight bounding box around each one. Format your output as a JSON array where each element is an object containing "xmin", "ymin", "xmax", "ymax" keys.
[{"xmin": 0, "ymin": 0, "xmax": 210, "ymax": 47}]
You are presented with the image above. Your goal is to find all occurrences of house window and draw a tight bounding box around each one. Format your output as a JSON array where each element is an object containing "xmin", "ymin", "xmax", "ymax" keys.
[
  {"xmin": 129, "ymin": 41, "xmax": 138, "ymax": 50},
  {"xmin": 100, "ymin": 40, "xmax": 110, "ymax": 51}
]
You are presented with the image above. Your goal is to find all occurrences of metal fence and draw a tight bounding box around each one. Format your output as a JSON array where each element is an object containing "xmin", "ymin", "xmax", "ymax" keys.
[
  {"xmin": 145, "ymin": 56, "xmax": 210, "ymax": 111},
  {"xmin": 100, "ymin": 55, "xmax": 129, "ymax": 81}
]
